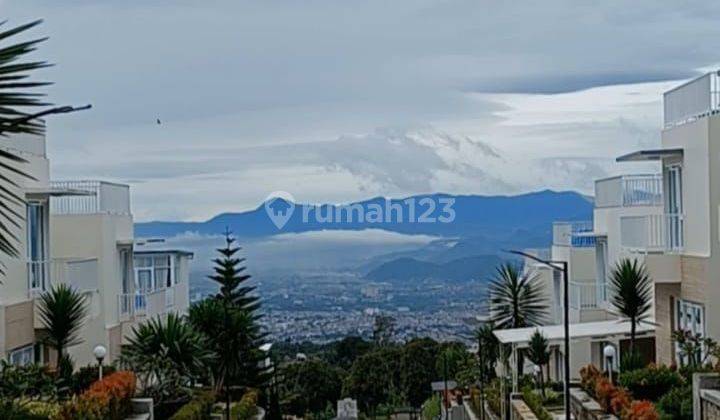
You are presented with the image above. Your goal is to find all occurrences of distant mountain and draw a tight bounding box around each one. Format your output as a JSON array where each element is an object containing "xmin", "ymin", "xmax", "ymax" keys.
[
  {"xmin": 365, "ymin": 255, "xmax": 503, "ymax": 283},
  {"xmin": 135, "ymin": 190, "xmax": 593, "ymax": 242}
]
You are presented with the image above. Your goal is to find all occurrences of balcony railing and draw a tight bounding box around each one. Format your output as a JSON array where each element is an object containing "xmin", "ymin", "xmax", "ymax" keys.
[
  {"xmin": 595, "ymin": 174, "xmax": 663, "ymax": 208},
  {"xmin": 569, "ymin": 281, "xmax": 601, "ymax": 310},
  {"xmin": 119, "ymin": 286, "xmax": 177, "ymax": 321},
  {"xmin": 50, "ymin": 180, "xmax": 131, "ymax": 216},
  {"xmin": 620, "ymin": 213, "xmax": 684, "ymax": 253},
  {"xmin": 27, "ymin": 258, "xmax": 99, "ymax": 296},
  {"xmin": 664, "ymin": 71, "xmax": 720, "ymax": 128},
  {"xmin": 553, "ymin": 221, "xmax": 595, "ymax": 247}
]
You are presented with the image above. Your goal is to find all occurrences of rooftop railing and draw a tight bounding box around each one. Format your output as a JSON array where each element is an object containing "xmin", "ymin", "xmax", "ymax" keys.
[
  {"xmin": 664, "ymin": 71, "xmax": 720, "ymax": 128},
  {"xmin": 594, "ymin": 174, "xmax": 663, "ymax": 208},
  {"xmin": 553, "ymin": 221, "xmax": 595, "ymax": 247},
  {"xmin": 50, "ymin": 180, "xmax": 131, "ymax": 216},
  {"xmin": 118, "ymin": 286, "xmax": 177, "ymax": 321}
]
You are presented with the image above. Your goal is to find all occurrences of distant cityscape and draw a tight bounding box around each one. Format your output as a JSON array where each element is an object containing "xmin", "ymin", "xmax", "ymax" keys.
[{"xmin": 190, "ymin": 271, "xmax": 486, "ymax": 344}]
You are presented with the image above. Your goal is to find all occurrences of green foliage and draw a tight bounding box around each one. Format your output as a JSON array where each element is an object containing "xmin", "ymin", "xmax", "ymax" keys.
[
  {"xmin": 38, "ymin": 284, "xmax": 88, "ymax": 377},
  {"xmin": 609, "ymin": 258, "xmax": 652, "ymax": 353},
  {"xmin": 526, "ymin": 329, "xmax": 550, "ymax": 396},
  {"xmin": 435, "ymin": 342, "xmax": 472, "ymax": 383},
  {"xmin": 488, "ymin": 263, "xmax": 548, "ymax": 329},
  {"xmin": 343, "ymin": 345, "xmax": 404, "ymax": 414},
  {"xmin": 120, "ymin": 313, "xmax": 213, "ymax": 406},
  {"xmin": 372, "ymin": 315, "xmax": 396, "ymax": 346},
  {"xmin": 475, "ymin": 323, "xmax": 499, "ymax": 384},
  {"xmin": 0, "ymin": 20, "xmax": 52, "ymax": 261},
  {"xmin": 618, "ymin": 365, "xmax": 683, "ymax": 402},
  {"xmin": 0, "ymin": 360, "xmax": 57, "ymax": 400},
  {"xmin": 485, "ymin": 378, "xmax": 504, "ymax": 417},
  {"xmin": 23, "ymin": 400, "xmax": 62, "ymax": 418},
  {"xmin": 325, "ymin": 336, "xmax": 374, "ymax": 370},
  {"xmin": 233, "ymin": 390, "xmax": 259, "ymax": 420},
  {"xmin": 71, "ymin": 364, "xmax": 117, "ymax": 394},
  {"xmin": 521, "ymin": 387, "xmax": 553, "ymax": 420},
  {"xmin": 421, "ymin": 394, "xmax": 441, "ymax": 420},
  {"xmin": 169, "ymin": 391, "xmax": 216, "ymax": 420},
  {"xmin": 280, "ymin": 359, "xmax": 343, "ymax": 416},
  {"xmin": 673, "ymin": 329, "xmax": 719, "ymax": 368},
  {"xmin": 401, "ymin": 338, "xmax": 439, "ymax": 408},
  {"xmin": 0, "ymin": 400, "xmax": 48, "ymax": 420},
  {"xmin": 620, "ymin": 351, "xmax": 645, "ymax": 372},
  {"xmin": 657, "ymin": 385, "xmax": 692, "ymax": 420}
]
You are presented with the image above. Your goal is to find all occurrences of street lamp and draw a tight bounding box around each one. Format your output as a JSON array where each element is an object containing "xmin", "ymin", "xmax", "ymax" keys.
[
  {"xmin": 505, "ymin": 249, "xmax": 570, "ymax": 420},
  {"xmin": 93, "ymin": 345, "xmax": 107, "ymax": 380},
  {"xmin": 604, "ymin": 344, "xmax": 617, "ymax": 384}
]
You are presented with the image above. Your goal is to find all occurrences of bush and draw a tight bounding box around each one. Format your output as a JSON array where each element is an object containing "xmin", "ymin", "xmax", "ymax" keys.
[
  {"xmin": 609, "ymin": 387, "xmax": 631, "ymax": 416},
  {"xmin": 521, "ymin": 387, "xmax": 552, "ymax": 420},
  {"xmin": 657, "ymin": 386, "xmax": 692, "ymax": 420},
  {"xmin": 170, "ymin": 391, "xmax": 216, "ymax": 420},
  {"xmin": 0, "ymin": 360, "xmax": 57, "ymax": 400},
  {"xmin": 580, "ymin": 364, "xmax": 601, "ymax": 396},
  {"xmin": 485, "ymin": 378, "xmax": 503, "ymax": 417},
  {"xmin": 233, "ymin": 390, "xmax": 259, "ymax": 420},
  {"xmin": 618, "ymin": 365, "xmax": 683, "ymax": 402},
  {"xmin": 595, "ymin": 377, "xmax": 616, "ymax": 413},
  {"xmin": 624, "ymin": 400, "xmax": 660, "ymax": 420},
  {"xmin": 72, "ymin": 364, "xmax": 117, "ymax": 394},
  {"xmin": 53, "ymin": 371, "xmax": 136, "ymax": 420},
  {"xmin": 422, "ymin": 393, "xmax": 441, "ymax": 420},
  {"xmin": 23, "ymin": 400, "xmax": 62, "ymax": 418}
]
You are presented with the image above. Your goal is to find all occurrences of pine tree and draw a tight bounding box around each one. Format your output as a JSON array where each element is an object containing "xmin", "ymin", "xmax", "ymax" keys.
[{"xmin": 190, "ymin": 230, "xmax": 267, "ymax": 420}]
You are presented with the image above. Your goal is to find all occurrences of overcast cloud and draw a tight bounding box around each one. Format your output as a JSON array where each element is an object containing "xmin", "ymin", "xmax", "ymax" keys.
[{"xmin": 2, "ymin": 1, "xmax": 718, "ymax": 220}]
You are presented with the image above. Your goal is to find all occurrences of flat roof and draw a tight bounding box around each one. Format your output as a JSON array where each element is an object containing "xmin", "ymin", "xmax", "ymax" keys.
[
  {"xmin": 493, "ymin": 319, "xmax": 655, "ymax": 346},
  {"xmin": 134, "ymin": 249, "xmax": 194, "ymax": 258},
  {"xmin": 25, "ymin": 187, "xmax": 95, "ymax": 197},
  {"xmin": 616, "ymin": 148, "xmax": 683, "ymax": 162},
  {"xmin": 431, "ymin": 381, "xmax": 457, "ymax": 391}
]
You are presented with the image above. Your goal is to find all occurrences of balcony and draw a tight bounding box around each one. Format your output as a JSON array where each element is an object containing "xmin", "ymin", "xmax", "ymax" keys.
[
  {"xmin": 620, "ymin": 213, "xmax": 684, "ymax": 253},
  {"xmin": 569, "ymin": 281, "xmax": 603, "ymax": 310},
  {"xmin": 553, "ymin": 221, "xmax": 595, "ymax": 247},
  {"xmin": 27, "ymin": 258, "xmax": 99, "ymax": 296},
  {"xmin": 50, "ymin": 180, "xmax": 130, "ymax": 216},
  {"xmin": 594, "ymin": 174, "xmax": 663, "ymax": 208},
  {"xmin": 119, "ymin": 286, "xmax": 178, "ymax": 322},
  {"xmin": 664, "ymin": 71, "xmax": 720, "ymax": 128}
]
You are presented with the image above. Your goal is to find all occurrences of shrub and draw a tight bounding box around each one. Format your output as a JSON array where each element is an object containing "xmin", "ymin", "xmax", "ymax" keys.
[
  {"xmin": 521, "ymin": 387, "xmax": 552, "ymax": 420},
  {"xmin": 595, "ymin": 377, "xmax": 616, "ymax": 413},
  {"xmin": 657, "ymin": 386, "xmax": 692, "ymax": 420},
  {"xmin": 23, "ymin": 400, "xmax": 62, "ymax": 418},
  {"xmin": 72, "ymin": 364, "xmax": 117, "ymax": 394},
  {"xmin": 233, "ymin": 390, "xmax": 259, "ymax": 420},
  {"xmin": 170, "ymin": 391, "xmax": 216, "ymax": 420},
  {"xmin": 53, "ymin": 371, "xmax": 136, "ymax": 420},
  {"xmin": 610, "ymin": 387, "xmax": 631, "ymax": 416},
  {"xmin": 618, "ymin": 365, "xmax": 683, "ymax": 401},
  {"xmin": 580, "ymin": 364, "xmax": 601, "ymax": 396},
  {"xmin": 0, "ymin": 360, "xmax": 57, "ymax": 400},
  {"xmin": 485, "ymin": 378, "xmax": 503, "ymax": 416},
  {"xmin": 624, "ymin": 400, "xmax": 660, "ymax": 420}
]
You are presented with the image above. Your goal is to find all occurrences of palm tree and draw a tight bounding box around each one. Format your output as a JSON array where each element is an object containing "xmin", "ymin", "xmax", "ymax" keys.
[
  {"xmin": 526, "ymin": 330, "xmax": 550, "ymax": 398},
  {"xmin": 475, "ymin": 323, "xmax": 499, "ymax": 420},
  {"xmin": 121, "ymin": 313, "xmax": 214, "ymax": 400},
  {"xmin": 488, "ymin": 263, "xmax": 547, "ymax": 329},
  {"xmin": 38, "ymin": 284, "xmax": 87, "ymax": 375},
  {"xmin": 609, "ymin": 258, "xmax": 653, "ymax": 360}
]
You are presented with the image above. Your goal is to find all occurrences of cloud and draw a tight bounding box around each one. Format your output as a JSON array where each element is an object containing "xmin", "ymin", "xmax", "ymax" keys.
[{"xmin": 2, "ymin": 1, "xmax": 716, "ymax": 219}]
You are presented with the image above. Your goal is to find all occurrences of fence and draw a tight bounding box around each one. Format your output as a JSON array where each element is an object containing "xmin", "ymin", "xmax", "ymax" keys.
[
  {"xmin": 664, "ymin": 71, "xmax": 720, "ymax": 128},
  {"xmin": 50, "ymin": 180, "xmax": 131, "ymax": 216},
  {"xmin": 620, "ymin": 213, "xmax": 684, "ymax": 252},
  {"xmin": 594, "ymin": 174, "xmax": 662, "ymax": 208},
  {"xmin": 27, "ymin": 258, "xmax": 98, "ymax": 296}
]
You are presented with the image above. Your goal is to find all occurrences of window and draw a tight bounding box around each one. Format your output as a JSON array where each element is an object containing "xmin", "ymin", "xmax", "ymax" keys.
[
  {"xmin": 133, "ymin": 253, "xmax": 175, "ymax": 292},
  {"xmin": 8, "ymin": 345, "xmax": 34, "ymax": 367},
  {"xmin": 26, "ymin": 202, "xmax": 47, "ymax": 290},
  {"xmin": 119, "ymin": 247, "xmax": 132, "ymax": 294},
  {"xmin": 676, "ymin": 299, "xmax": 705, "ymax": 364}
]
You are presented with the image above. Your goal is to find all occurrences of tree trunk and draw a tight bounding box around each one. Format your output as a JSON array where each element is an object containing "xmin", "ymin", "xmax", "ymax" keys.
[
  {"xmin": 630, "ymin": 318, "xmax": 637, "ymax": 357},
  {"xmin": 539, "ymin": 367, "xmax": 545, "ymax": 399}
]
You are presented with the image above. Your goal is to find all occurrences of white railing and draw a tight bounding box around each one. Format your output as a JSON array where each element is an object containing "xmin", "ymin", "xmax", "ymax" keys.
[
  {"xmin": 595, "ymin": 174, "xmax": 663, "ymax": 208},
  {"xmin": 27, "ymin": 258, "xmax": 99, "ymax": 296},
  {"xmin": 620, "ymin": 213, "xmax": 684, "ymax": 252},
  {"xmin": 664, "ymin": 71, "xmax": 720, "ymax": 128},
  {"xmin": 119, "ymin": 286, "xmax": 177, "ymax": 320},
  {"xmin": 552, "ymin": 221, "xmax": 595, "ymax": 247},
  {"xmin": 50, "ymin": 180, "xmax": 131, "ymax": 216},
  {"xmin": 569, "ymin": 281, "xmax": 600, "ymax": 310}
]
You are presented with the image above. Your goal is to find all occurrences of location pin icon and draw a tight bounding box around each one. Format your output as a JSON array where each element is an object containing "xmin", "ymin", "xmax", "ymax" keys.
[{"xmin": 264, "ymin": 191, "xmax": 295, "ymax": 230}]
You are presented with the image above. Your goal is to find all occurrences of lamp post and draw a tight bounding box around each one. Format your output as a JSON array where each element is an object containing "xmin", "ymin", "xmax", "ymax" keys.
[
  {"xmin": 604, "ymin": 344, "xmax": 617, "ymax": 384},
  {"xmin": 93, "ymin": 345, "xmax": 107, "ymax": 381},
  {"xmin": 505, "ymin": 250, "xmax": 570, "ymax": 420}
]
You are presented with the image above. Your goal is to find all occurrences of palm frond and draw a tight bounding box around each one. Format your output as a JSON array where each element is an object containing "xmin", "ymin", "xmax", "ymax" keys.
[{"xmin": 488, "ymin": 262, "xmax": 548, "ymax": 329}]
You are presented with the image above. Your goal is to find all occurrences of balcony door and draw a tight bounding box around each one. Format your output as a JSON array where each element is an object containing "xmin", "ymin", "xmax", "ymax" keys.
[
  {"xmin": 26, "ymin": 201, "xmax": 47, "ymax": 291},
  {"xmin": 666, "ymin": 165, "xmax": 683, "ymax": 250}
]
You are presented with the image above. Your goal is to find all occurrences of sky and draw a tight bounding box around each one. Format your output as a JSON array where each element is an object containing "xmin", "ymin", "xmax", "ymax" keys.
[{"xmin": 3, "ymin": 0, "xmax": 720, "ymax": 221}]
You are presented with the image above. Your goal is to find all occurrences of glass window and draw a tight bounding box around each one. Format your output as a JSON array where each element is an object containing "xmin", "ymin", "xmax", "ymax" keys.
[
  {"xmin": 9, "ymin": 345, "xmax": 34, "ymax": 367},
  {"xmin": 676, "ymin": 299, "xmax": 705, "ymax": 365}
]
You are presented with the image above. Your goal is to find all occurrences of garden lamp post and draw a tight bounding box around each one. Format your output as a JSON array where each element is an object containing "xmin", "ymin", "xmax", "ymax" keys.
[
  {"xmin": 603, "ymin": 344, "xmax": 616, "ymax": 384},
  {"xmin": 93, "ymin": 344, "xmax": 107, "ymax": 380},
  {"xmin": 505, "ymin": 249, "xmax": 570, "ymax": 420}
]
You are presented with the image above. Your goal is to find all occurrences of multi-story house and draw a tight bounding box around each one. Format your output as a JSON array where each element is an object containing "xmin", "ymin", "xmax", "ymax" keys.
[
  {"xmin": 0, "ymin": 130, "xmax": 192, "ymax": 368},
  {"xmin": 595, "ymin": 70, "xmax": 720, "ymax": 366}
]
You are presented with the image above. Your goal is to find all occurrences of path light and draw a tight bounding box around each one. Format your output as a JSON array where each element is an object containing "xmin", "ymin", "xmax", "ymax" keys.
[
  {"xmin": 93, "ymin": 344, "xmax": 107, "ymax": 380},
  {"xmin": 604, "ymin": 344, "xmax": 616, "ymax": 383}
]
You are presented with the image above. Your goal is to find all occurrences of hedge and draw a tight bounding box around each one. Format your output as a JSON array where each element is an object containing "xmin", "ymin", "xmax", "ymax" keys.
[
  {"xmin": 170, "ymin": 391, "xmax": 216, "ymax": 420},
  {"xmin": 53, "ymin": 371, "xmax": 136, "ymax": 420}
]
